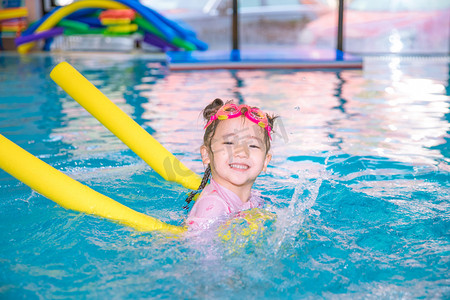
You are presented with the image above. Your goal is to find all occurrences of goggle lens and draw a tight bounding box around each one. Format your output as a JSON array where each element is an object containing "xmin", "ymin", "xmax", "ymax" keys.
[
  {"xmin": 249, "ymin": 109, "xmax": 265, "ymax": 120},
  {"xmin": 223, "ymin": 105, "xmax": 238, "ymax": 113}
]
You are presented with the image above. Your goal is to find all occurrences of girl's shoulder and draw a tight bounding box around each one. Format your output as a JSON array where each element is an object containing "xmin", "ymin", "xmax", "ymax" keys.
[
  {"xmin": 186, "ymin": 189, "xmax": 230, "ymax": 230},
  {"xmin": 188, "ymin": 186, "xmax": 230, "ymax": 219}
]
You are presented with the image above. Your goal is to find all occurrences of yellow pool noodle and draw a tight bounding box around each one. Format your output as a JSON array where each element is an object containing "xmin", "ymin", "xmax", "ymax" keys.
[
  {"xmin": 104, "ymin": 23, "xmax": 138, "ymax": 33},
  {"xmin": 0, "ymin": 134, "xmax": 185, "ymax": 234},
  {"xmin": 0, "ymin": 7, "xmax": 28, "ymax": 21},
  {"xmin": 50, "ymin": 62, "xmax": 201, "ymax": 191}
]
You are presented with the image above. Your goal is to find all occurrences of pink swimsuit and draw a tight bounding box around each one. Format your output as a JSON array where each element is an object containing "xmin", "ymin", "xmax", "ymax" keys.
[{"xmin": 186, "ymin": 179, "xmax": 263, "ymax": 230}]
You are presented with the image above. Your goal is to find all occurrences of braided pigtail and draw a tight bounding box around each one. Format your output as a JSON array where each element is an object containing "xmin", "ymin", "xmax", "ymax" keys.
[{"xmin": 183, "ymin": 164, "xmax": 211, "ymax": 210}]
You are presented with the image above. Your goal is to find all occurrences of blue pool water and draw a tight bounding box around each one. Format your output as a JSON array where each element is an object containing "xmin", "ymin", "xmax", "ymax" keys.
[{"xmin": 0, "ymin": 53, "xmax": 449, "ymax": 299}]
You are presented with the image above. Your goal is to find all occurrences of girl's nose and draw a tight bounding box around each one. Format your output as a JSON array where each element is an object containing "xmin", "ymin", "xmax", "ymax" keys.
[{"xmin": 233, "ymin": 143, "xmax": 250, "ymax": 158}]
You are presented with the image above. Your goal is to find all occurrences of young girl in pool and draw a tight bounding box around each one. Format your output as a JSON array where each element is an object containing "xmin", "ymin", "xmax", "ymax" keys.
[{"xmin": 185, "ymin": 98, "xmax": 276, "ymax": 230}]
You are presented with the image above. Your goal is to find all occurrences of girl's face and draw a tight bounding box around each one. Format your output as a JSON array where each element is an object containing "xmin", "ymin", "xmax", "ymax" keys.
[{"xmin": 201, "ymin": 116, "xmax": 272, "ymax": 195}]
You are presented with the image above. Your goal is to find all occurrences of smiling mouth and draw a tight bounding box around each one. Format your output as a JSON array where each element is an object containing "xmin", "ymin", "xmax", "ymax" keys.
[{"xmin": 229, "ymin": 163, "xmax": 249, "ymax": 170}]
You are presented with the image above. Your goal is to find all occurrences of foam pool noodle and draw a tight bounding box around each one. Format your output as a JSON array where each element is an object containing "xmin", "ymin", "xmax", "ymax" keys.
[
  {"xmin": 134, "ymin": 17, "xmax": 196, "ymax": 51},
  {"xmin": 57, "ymin": 19, "xmax": 91, "ymax": 32},
  {"xmin": 0, "ymin": 7, "xmax": 28, "ymax": 21},
  {"xmin": 50, "ymin": 62, "xmax": 201, "ymax": 191},
  {"xmin": 15, "ymin": 27, "xmax": 64, "ymax": 46},
  {"xmin": 21, "ymin": 6, "xmax": 60, "ymax": 36},
  {"xmin": 0, "ymin": 134, "xmax": 186, "ymax": 234},
  {"xmin": 100, "ymin": 18, "xmax": 132, "ymax": 25},
  {"xmin": 111, "ymin": 0, "xmax": 175, "ymax": 40},
  {"xmin": 99, "ymin": 8, "xmax": 136, "ymax": 20},
  {"xmin": 134, "ymin": 16, "xmax": 207, "ymax": 51},
  {"xmin": 104, "ymin": 23, "xmax": 138, "ymax": 34},
  {"xmin": 63, "ymin": 27, "xmax": 105, "ymax": 36},
  {"xmin": 143, "ymin": 32, "xmax": 179, "ymax": 51}
]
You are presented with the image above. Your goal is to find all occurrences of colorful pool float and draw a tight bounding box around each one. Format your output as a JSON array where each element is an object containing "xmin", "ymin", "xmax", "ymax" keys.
[{"xmin": 16, "ymin": 0, "xmax": 207, "ymax": 53}]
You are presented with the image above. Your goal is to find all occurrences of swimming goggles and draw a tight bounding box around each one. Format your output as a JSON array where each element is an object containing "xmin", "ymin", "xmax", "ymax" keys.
[{"xmin": 204, "ymin": 103, "xmax": 272, "ymax": 140}]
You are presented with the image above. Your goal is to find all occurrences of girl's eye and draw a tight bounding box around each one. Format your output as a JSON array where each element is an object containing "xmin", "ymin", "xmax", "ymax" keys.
[
  {"xmin": 224, "ymin": 108, "xmax": 237, "ymax": 113},
  {"xmin": 249, "ymin": 144, "xmax": 260, "ymax": 149},
  {"xmin": 223, "ymin": 141, "xmax": 233, "ymax": 145},
  {"xmin": 250, "ymin": 110, "xmax": 264, "ymax": 119}
]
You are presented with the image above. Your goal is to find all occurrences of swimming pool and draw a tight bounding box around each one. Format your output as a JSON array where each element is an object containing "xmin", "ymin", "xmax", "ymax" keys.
[{"xmin": 0, "ymin": 53, "xmax": 449, "ymax": 298}]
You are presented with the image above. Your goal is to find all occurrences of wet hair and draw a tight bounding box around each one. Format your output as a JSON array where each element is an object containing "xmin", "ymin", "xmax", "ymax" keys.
[{"xmin": 184, "ymin": 98, "xmax": 276, "ymax": 209}]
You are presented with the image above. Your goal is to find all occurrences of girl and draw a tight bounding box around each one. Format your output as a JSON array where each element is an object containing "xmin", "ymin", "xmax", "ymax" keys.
[{"xmin": 185, "ymin": 98, "xmax": 276, "ymax": 230}]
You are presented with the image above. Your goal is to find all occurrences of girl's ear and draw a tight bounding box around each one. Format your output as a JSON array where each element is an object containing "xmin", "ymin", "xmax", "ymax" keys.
[
  {"xmin": 200, "ymin": 145, "xmax": 211, "ymax": 165},
  {"xmin": 262, "ymin": 153, "xmax": 272, "ymax": 172}
]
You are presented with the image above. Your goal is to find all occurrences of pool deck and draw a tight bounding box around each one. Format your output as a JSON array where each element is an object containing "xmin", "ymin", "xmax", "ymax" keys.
[
  {"xmin": 1, "ymin": 46, "xmax": 363, "ymax": 70},
  {"xmin": 167, "ymin": 47, "xmax": 363, "ymax": 70}
]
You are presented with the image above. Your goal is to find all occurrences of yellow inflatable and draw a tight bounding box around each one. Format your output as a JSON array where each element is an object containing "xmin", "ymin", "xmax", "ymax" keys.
[
  {"xmin": 50, "ymin": 62, "xmax": 201, "ymax": 191},
  {"xmin": 0, "ymin": 134, "xmax": 185, "ymax": 234}
]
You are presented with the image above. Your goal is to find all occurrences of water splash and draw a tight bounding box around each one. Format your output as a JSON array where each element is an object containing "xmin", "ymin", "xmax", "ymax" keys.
[{"xmin": 270, "ymin": 166, "xmax": 324, "ymax": 254}]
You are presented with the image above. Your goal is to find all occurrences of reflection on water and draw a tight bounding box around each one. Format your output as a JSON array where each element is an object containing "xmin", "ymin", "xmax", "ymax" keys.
[
  {"xmin": 37, "ymin": 55, "xmax": 449, "ymax": 175},
  {"xmin": 0, "ymin": 53, "xmax": 448, "ymax": 298}
]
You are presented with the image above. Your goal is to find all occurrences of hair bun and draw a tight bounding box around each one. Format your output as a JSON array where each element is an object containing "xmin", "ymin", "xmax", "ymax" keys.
[{"xmin": 202, "ymin": 98, "xmax": 224, "ymax": 121}]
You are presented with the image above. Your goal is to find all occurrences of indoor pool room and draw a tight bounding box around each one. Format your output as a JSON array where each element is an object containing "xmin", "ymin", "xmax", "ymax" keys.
[{"xmin": 0, "ymin": 0, "xmax": 449, "ymax": 299}]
